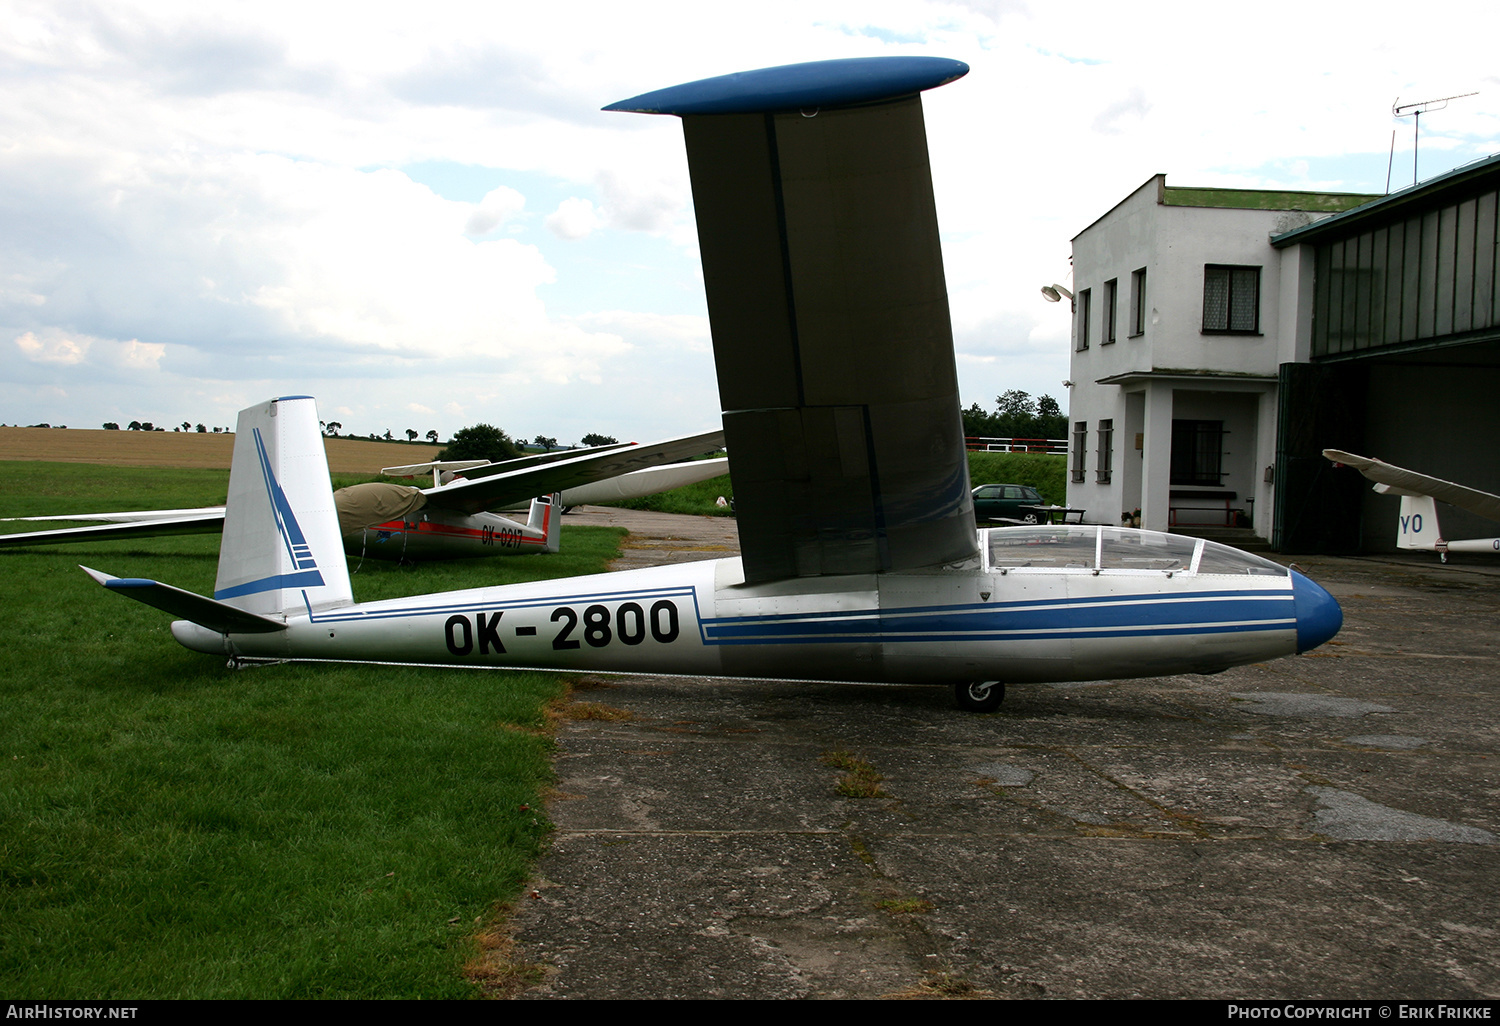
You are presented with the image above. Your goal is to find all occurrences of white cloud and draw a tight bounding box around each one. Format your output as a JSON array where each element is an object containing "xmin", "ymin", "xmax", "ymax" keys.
[
  {"xmin": 594, "ymin": 169, "xmax": 686, "ymax": 236},
  {"xmin": 113, "ymin": 338, "xmax": 167, "ymax": 369},
  {"xmin": 464, "ymin": 184, "xmax": 525, "ymax": 236},
  {"xmin": 16, "ymin": 330, "xmax": 89, "ymax": 365},
  {"xmin": 0, "ymin": 0, "xmax": 1495, "ymax": 437},
  {"xmin": 545, "ymin": 197, "xmax": 601, "ymax": 240},
  {"xmin": 13, "ymin": 328, "xmax": 164, "ymax": 369}
]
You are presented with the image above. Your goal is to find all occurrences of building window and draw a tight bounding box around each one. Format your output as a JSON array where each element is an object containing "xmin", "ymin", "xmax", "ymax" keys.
[
  {"xmin": 1071, "ymin": 421, "xmax": 1087, "ymax": 483},
  {"xmin": 1130, "ymin": 268, "xmax": 1146, "ymax": 336},
  {"xmin": 1076, "ymin": 289, "xmax": 1091, "ymax": 350},
  {"xmin": 1203, "ymin": 265, "xmax": 1260, "ymax": 333},
  {"xmin": 1103, "ymin": 279, "xmax": 1117, "ymax": 344},
  {"xmin": 1170, "ymin": 420, "xmax": 1225, "ymax": 486},
  {"xmin": 1095, "ymin": 419, "xmax": 1113, "ymax": 484}
]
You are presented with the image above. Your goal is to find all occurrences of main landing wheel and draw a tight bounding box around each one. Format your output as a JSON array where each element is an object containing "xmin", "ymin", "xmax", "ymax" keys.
[{"xmin": 955, "ymin": 680, "xmax": 1006, "ymax": 713}]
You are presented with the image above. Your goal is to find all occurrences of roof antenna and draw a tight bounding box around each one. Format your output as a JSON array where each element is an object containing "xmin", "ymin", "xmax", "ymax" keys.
[
  {"xmin": 1393, "ymin": 92, "xmax": 1477, "ymax": 188},
  {"xmin": 1384, "ymin": 129, "xmax": 1395, "ymax": 194}
]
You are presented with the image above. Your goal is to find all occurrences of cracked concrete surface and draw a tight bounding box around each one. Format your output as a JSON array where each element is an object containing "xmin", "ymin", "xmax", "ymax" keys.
[{"xmin": 504, "ymin": 516, "xmax": 1500, "ymax": 999}]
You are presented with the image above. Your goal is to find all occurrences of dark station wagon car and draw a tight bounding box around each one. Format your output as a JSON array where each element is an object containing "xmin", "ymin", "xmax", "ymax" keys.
[{"xmin": 972, "ymin": 483, "xmax": 1045, "ymax": 523}]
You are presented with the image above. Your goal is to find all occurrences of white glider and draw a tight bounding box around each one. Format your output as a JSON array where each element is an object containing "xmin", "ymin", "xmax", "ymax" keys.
[
  {"xmin": 1324, "ymin": 449, "xmax": 1500, "ymax": 561},
  {"xmin": 2, "ymin": 432, "xmax": 724, "ymax": 560},
  {"xmin": 84, "ymin": 57, "xmax": 1341, "ymax": 711}
]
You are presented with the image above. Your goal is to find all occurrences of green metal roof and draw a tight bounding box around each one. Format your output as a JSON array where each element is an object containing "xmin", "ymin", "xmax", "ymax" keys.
[{"xmin": 1162, "ymin": 186, "xmax": 1377, "ymax": 212}]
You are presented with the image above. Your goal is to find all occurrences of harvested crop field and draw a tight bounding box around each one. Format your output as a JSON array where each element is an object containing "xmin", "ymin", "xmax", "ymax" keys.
[{"xmin": 0, "ymin": 426, "xmax": 441, "ymax": 475}]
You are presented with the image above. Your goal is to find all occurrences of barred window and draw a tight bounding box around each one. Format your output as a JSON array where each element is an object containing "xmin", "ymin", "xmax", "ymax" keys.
[
  {"xmin": 1203, "ymin": 265, "xmax": 1260, "ymax": 333},
  {"xmin": 1071, "ymin": 421, "xmax": 1087, "ymax": 483},
  {"xmin": 1171, "ymin": 420, "xmax": 1225, "ymax": 486}
]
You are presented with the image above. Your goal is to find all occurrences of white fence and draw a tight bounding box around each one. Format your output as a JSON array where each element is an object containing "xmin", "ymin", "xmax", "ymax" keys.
[{"xmin": 966, "ymin": 437, "xmax": 1068, "ymax": 456}]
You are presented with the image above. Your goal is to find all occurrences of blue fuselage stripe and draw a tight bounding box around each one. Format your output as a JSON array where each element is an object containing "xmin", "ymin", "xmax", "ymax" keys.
[
  {"xmin": 703, "ymin": 595, "xmax": 1292, "ymax": 642},
  {"xmin": 706, "ymin": 621, "xmax": 1290, "ymax": 646}
]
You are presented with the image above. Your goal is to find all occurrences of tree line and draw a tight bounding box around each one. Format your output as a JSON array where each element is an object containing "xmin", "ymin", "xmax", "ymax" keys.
[
  {"xmin": 437, "ymin": 426, "xmax": 622, "ymax": 463},
  {"xmin": 101, "ymin": 421, "xmax": 228, "ymax": 432},
  {"xmin": 89, "ymin": 419, "xmax": 622, "ymax": 456},
  {"xmin": 94, "ymin": 402, "xmax": 1065, "ymax": 452},
  {"xmin": 961, "ymin": 390, "xmax": 1068, "ymax": 442}
]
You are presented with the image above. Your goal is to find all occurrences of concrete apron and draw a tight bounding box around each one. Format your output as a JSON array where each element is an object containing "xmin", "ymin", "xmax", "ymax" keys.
[{"xmin": 503, "ymin": 512, "xmax": 1500, "ymax": 999}]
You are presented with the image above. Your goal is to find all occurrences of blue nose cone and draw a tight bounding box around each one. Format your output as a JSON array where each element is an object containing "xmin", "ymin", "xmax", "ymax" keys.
[{"xmin": 1291, "ymin": 570, "xmax": 1342, "ymax": 653}]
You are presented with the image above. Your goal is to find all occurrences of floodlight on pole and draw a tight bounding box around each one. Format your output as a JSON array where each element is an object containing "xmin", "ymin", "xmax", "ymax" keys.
[{"xmin": 1041, "ymin": 284, "xmax": 1074, "ymax": 303}]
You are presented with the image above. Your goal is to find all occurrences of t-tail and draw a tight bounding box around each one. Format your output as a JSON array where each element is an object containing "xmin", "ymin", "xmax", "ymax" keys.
[
  {"xmin": 82, "ymin": 395, "xmax": 352, "ymax": 636},
  {"xmin": 528, "ymin": 493, "xmax": 562, "ymax": 553}
]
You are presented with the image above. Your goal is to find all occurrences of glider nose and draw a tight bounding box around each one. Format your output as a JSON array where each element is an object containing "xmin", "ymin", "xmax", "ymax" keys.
[{"xmin": 1291, "ymin": 570, "xmax": 1342, "ymax": 653}]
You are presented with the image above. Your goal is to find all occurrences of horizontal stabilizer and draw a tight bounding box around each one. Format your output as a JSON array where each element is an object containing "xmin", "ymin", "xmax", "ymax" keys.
[
  {"xmin": 1324, "ymin": 450, "xmax": 1500, "ymax": 523},
  {"xmin": 0, "ymin": 512, "xmax": 226, "ymax": 547},
  {"xmin": 81, "ymin": 566, "xmax": 286, "ymax": 634},
  {"xmin": 380, "ymin": 460, "xmax": 489, "ymax": 476},
  {"xmin": 380, "ymin": 459, "xmax": 490, "ymax": 488},
  {"xmin": 559, "ymin": 457, "xmax": 730, "ymax": 506},
  {"xmin": 421, "ymin": 441, "xmax": 635, "ymax": 485},
  {"xmin": 421, "ymin": 430, "xmax": 725, "ymax": 516}
]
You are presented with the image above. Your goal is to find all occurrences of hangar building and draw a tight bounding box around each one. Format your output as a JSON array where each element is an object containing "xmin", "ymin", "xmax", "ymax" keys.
[{"xmin": 1066, "ymin": 154, "xmax": 1500, "ymax": 553}]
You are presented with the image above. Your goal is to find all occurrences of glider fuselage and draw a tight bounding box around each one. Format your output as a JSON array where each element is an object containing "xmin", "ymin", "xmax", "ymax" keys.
[
  {"xmin": 173, "ymin": 525, "xmax": 1340, "ymax": 687},
  {"xmin": 346, "ymin": 507, "xmax": 554, "ymax": 561}
]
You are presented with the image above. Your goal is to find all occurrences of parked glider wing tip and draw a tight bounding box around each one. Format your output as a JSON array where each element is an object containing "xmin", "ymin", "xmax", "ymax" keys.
[
  {"xmin": 1323, "ymin": 449, "xmax": 1500, "ymax": 523},
  {"xmin": 602, "ymin": 56, "xmax": 970, "ymax": 116}
]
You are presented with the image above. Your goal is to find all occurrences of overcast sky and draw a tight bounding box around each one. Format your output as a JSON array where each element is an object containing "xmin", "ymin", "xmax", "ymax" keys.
[{"xmin": 3, "ymin": 0, "xmax": 1495, "ymax": 444}]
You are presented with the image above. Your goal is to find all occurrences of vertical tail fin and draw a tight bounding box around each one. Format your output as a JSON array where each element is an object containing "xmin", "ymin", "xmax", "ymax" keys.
[
  {"xmin": 1395, "ymin": 494, "xmax": 1443, "ymax": 552},
  {"xmin": 527, "ymin": 493, "xmax": 562, "ymax": 553},
  {"xmin": 214, "ymin": 396, "xmax": 353, "ymax": 615}
]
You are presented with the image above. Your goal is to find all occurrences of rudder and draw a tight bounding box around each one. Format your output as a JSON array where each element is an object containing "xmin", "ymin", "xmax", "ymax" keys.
[
  {"xmin": 215, "ymin": 396, "xmax": 353, "ymax": 615},
  {"xmin": 1396, "ymin": 494, "xmax": 1442, "ymax": 551},
  {"xmin": 526, "ymin": 493, "xmax": 562, "ymax": 553}
]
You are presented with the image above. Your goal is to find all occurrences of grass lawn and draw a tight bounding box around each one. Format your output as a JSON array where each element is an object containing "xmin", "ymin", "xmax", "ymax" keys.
[{"xmin": 0, "ymin": 462, "xmax": 624, "ymax": 998}]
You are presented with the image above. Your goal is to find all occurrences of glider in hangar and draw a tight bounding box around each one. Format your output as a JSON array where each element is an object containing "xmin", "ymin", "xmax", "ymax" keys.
[
  {"xmin": 84, "ymin": 56, "xmax": 1342, "ymax": 710},
  {"xmin": 2, "ymin": 432, "xmax": 724, "ymax": 560},
  {"xmin": 1325, "ymin": 449, "xmax": 1500, "ymax": 562}
]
